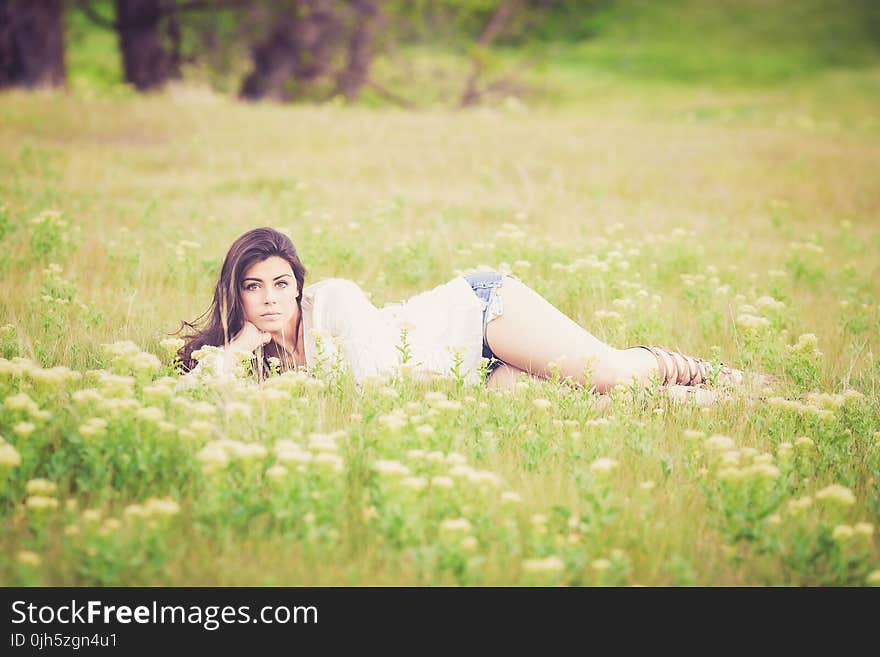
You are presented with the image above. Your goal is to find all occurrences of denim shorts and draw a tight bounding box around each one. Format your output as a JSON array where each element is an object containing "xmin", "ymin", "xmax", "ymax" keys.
[{"xmin": 461, "ymin": 271, "xmax": 519, "ymax": 381}]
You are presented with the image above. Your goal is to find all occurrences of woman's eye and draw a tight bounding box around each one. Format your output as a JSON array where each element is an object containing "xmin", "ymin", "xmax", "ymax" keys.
[
  {"xmin": 277, "ymin": 281, "xmax": 288, "ymax": 288},
  {"xmin": 245, "ymin": 284, "xmax": 259, "ymax": 291}
]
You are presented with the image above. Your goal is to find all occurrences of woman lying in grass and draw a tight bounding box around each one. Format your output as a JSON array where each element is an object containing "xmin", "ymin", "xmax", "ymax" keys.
[{"xmin": 176, "ymin": 227, "xmax": 749, "ymax": 400}]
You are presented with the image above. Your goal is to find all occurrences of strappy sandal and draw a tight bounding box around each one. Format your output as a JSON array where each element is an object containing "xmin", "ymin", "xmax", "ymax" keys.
[{"xmin": 631, "ymin": 344, "xmax": 743, "ymax": 388}]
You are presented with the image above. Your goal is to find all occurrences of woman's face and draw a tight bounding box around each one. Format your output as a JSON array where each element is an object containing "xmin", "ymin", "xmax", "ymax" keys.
[{"xmin": 239, "ymin": 256, "xmax": 300, "ymax": 335}]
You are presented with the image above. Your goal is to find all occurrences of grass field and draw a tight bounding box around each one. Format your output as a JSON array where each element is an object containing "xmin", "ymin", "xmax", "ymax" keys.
[{"xmin": 1, "ymin": 49, "xmax": 879, "ymax": 584}]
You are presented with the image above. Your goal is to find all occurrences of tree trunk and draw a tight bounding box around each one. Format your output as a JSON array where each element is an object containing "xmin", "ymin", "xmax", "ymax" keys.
[
  {"xmin": 239, "ymin": 0, "xmax": 341, "ymax": 102},
  {"xmin": 166, "ymin": 0, "xmax": 182, "ymax": 79},
  {"xmin": 335, "ymin": 0, "xmax": 379, "ymax": 101},
  {"xmin": 0, "ymin": 0, "xmax": 66, "ymax": 89},
  {"xmin": 115, "ymin": 0, "xmax": 169, "ymax": 91},
  {"xmin": 460, "ymin": 0, "xmax": 521, "ymax": 107}
]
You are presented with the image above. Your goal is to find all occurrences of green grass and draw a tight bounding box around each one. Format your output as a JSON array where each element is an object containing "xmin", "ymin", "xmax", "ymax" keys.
[
  {"xmin": 552, "ymin": 0, "xmax": 880, "ymax": 86},
  {"xmin": 65, "ymin": 4, "xmax": 126, "ymax": 95},
  {"xmin": 0, "ymin": 62, "xmax": 878, "ymax": 585}
]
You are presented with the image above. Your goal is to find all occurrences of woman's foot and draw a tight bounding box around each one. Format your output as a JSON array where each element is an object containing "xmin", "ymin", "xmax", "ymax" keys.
[
  {"xmin": 708, "ymin": 362, "xmax": 744, "ymax": 387},
  {"xmin": 662, "ymin": 385, "xmax": 732, "ymax": 405}
]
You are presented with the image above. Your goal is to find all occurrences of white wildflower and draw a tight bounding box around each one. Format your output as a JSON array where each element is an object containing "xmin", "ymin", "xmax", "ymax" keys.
[
  {"xmin": 854, "ymin": 522, "xmax": 874, "ymax": 537},
  {"xmin": 589, "ymin": 457, "xmax": 619, "ymax": 475},
  {"xmin": 313, "ymin": 452, "xmax": 344, "ymax": 472},
  {"xmin": 26, "ymin": 479, "xmax": 57, "ymax": 496},
  {"xmin": 815, "ymin": 484, "xmax": 856, "ymax": 506},
  {"xmin": 788, "ymin": 496, "xmax": 813, "ymax": 513},
  {"xmin": 705, "ymin": 434, "xmax": 736, "ymax": 451},
  {"xmin": 26, "ymin": 495, "xmax": 59, "ymax": 510},
  {"xmin": 373, "ymin": 459, "xmax": 410, "ymax": 477},
  {"xmin": 439, "ymin": 518, "xmax": 472, "ymax": 534},
  {"xmin": 522, "ymin": 556, "xmax": 565, "ymax": 574},
  {"xmin": 0, "ymin": 443, "xmax": 22, "ymax": 467},
  {"xmin": 832, "ymin": 524, "xmax": 854, "ymax": 542},
  {"xmin": 501, "ymin": 491, "xmax": 522, "ymax": 504},
  {"xmin": 266, "ymin": 464, "xmax": 288, "ymax": 480},
  {"xmin": 17, "ymin": 551, "xmax": 41, "ymax": 567},
  {"xmin": 13, "ymin": 422, "xmax": 35, "ymax": 438},
  {"xmin": 591, "ymin": 558, "xmax": 611, "ymax": 572},
  {"xmin": 400, "ymin": 476, "xmax": 428, "ymax": 491}
]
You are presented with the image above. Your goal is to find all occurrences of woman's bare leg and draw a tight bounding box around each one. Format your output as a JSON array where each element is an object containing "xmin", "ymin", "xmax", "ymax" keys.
[
  {"xmin": 486, "ymin": 362, "xmax": 544, "ymax": 390},
  {"xmin": 485, "ymin": 278, "xmax": 661, "ymax": 394},
  {"xmin": 487, "ymin": 353, "xmax": 729, "ymax": 407}
]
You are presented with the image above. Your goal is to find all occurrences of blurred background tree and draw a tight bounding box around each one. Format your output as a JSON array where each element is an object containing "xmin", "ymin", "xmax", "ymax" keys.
[
  {"xmin": 0, "ymin": 0, "xmax": 66, "ymax": 89},
  {"xmin": 3, "ymin": 0, "xmax": 879, "ymax": 104},
  {"xmin": 238, "ymin": 0, "xmax": 351, "ymax": 102}
]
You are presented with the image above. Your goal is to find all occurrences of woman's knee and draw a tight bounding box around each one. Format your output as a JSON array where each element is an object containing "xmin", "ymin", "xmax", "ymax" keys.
[
  {"xmin": 487, "ymin": 362, "xmax": 536, "ymax": 390},
  {"xmin": 486, "ymin": 277, "xmax": 620, "ymax": 388}
]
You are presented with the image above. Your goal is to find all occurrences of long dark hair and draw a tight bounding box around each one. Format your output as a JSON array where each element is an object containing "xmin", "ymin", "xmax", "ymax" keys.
[{"xmin": 174, "ymin": 227, "xmax": 307, "ymax": 378}]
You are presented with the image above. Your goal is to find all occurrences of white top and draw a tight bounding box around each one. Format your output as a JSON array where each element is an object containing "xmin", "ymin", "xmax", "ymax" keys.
[{"xmin": 178, "ymin": 276, "xmax": 486, "ymax": 388}]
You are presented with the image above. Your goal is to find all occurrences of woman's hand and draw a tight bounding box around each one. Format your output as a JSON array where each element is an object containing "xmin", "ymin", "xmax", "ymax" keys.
[{"xmin": 230, "ymin": 321, "xmax": 272, "ymax": 354}]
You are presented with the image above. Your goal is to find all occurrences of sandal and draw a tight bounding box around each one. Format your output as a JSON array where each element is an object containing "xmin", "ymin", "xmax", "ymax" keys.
[{"xmin": 631, "ymin": 344, "xmax": 743, "ymax": 388}]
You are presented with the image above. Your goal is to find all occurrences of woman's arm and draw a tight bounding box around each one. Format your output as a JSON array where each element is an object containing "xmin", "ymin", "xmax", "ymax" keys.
[{"xmin": 176, "ymin": 323, "xmax": 270, "ymax": 387}]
